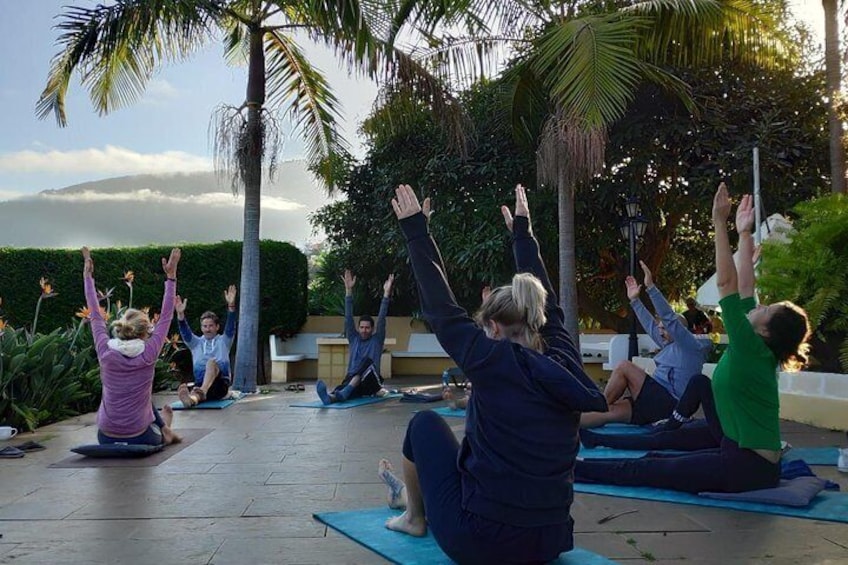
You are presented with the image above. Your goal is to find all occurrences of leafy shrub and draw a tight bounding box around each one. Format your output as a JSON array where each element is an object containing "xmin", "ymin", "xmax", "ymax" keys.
[{"xmin": 758, "ymin": 195, "xmax": 848, "ymax": 372}]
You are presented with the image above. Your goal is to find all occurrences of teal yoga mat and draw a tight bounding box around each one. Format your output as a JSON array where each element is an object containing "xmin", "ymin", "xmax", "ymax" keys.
[
  {"xmin": 784, "ymin": 447, "xmax": 840, "ymax": 466},
  {"xmin": 291, "ymin": 393, "xmax": 401, "ymax": 409},
  {"xmin": 574, "ymin": 483, "xmax": 848, "ymax": 524},
  {"xmin": 431, "ymin": 406, "xmax": 465, "ymax": 418},
  {"xmin": 314, "ymin": 507, "xmax": 617, "ymax": 564},
  {"xmin": 170, "ymin": 398, "xmax": 235, "ymax": 410}
]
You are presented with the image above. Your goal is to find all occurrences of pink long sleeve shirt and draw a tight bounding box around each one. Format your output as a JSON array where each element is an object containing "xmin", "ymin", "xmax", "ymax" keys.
[{"xmin": 85, "ymin": 276, "xmax": 176, "ymax": 436}]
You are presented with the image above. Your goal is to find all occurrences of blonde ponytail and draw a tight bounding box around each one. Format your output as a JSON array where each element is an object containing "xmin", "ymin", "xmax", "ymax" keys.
[
  {"xmin": 474, "ymin": 273, "xmax": 547, "ymax": 351},
  {"xmin": 111, "ymin": 309, "xmax": 151, "ymax": 340}
]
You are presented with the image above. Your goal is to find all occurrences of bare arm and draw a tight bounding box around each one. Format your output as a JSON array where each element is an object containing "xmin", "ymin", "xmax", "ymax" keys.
[
  {"xmin": 735, "ymin": 194, "xmax": 756, "ymax": 299},
  {"xmin": 712, "ymin": 182, "xmax": 738, "ymax": 299}
]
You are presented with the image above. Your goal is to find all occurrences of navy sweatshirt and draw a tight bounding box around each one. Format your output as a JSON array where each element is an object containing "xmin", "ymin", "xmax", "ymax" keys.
[{"xmin": 401, "ymin": 212, "xmax": 608, "ymax": 529}]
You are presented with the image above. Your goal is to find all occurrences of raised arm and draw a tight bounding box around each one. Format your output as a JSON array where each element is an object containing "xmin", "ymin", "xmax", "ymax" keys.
[
  {"xmin": 223, "ymin": 285, "xmax": 238, "ymax": 338},
  {"xmin": 82, "ymin": 247, "xmax": 109, "ymax": 357},
  {"xmin": 174, "ymin": 295, "xmax": 195, "ymax": 344},
  {"xmin": 713, "ymin": 182, "xmax": 738, "ymax": 299},
  {"xmin": 626, "ymin": 272, "xmax": 664, "ymax": 346},
  {"xmin": 342, "ymin": 270, "xmax": 356, "ymax": 340},
  {"xmin": 392, "ymin": 184, "xmax": 493, "ymax": 372},
  {"xmin": 734, "ymin": 194, "xmax": 756, "ymax": 299},
  {"xmin": 374, "ymin": 274, "xmax": 393, "ymax": 342},
  {"xmin": 638, "ymin": 263, "xmax": 700, "ymax": 351},
  {"xmin": 142, "ymin": 249, "xmax": 180, "ymax": 363}
]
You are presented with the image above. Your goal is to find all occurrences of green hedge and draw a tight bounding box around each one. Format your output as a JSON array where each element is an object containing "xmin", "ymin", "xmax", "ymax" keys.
[{"xmin": 0, "ymin": 240, "xmax": 307, "ymax": 338}]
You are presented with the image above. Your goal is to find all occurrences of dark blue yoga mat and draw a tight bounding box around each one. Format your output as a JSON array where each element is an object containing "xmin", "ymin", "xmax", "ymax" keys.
[
  {"xmin": 171, "ymin": 398, "xmax": 235, "ymax": 410},
  {"xmin": 784, "ymin": 447, "xmax": 840, "ymax": 466},
  {"xmin": 314, "ymin": 507, "xmax": 617, "ymax": 564},
  {"xmin": 574, "ymin": 483, "xmax": 848, "ymax": 524},
  {"xmin": 291, "ymin": 393, "xmax": 401, "ymax": 409}
]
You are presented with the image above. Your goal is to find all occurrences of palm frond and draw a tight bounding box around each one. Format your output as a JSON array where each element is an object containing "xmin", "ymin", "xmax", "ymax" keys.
[
  {"xmin": 626, "ymin": 0, "xmax": 788, "ymax": 68},
  {"xmin": 37, "ymin": 0, "xmax": 225, "ymax": 126},
  {"xmin": 531, "ymin": 14, "xmax": 649, "ymax": 127},
  {"xmin": 264, "ymin": 30, "xmax": 348, "ymax": 187}
]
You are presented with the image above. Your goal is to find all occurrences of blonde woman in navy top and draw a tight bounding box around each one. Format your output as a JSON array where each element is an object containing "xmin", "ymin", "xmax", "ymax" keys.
[{"xmin": 378, "ymin": 184, "xmax": 607, "ymax": 564}]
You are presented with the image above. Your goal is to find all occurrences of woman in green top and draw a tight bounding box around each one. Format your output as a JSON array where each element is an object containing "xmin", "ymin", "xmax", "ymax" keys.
[{"xmin": 575, "ymin": 183, "xmax": 811, "ymax": 493}]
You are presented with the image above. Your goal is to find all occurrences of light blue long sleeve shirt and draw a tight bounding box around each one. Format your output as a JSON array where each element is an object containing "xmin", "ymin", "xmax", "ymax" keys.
[
  {"xmin": 631, "ymin": 285, "xmax": 712, "ymax": 398},
  {"xmin": 344, "ymin": 295, "xmax": 389, "ymax": 375},
  {"xmin": 179, "ymin": 310, "xmax": 237, "ymax": 384}
]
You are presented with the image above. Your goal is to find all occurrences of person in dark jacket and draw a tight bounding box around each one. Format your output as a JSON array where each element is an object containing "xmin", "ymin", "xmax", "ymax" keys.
[{"xmin": 378, "ymin": 184, "xmax": 607, "ymax": 564}]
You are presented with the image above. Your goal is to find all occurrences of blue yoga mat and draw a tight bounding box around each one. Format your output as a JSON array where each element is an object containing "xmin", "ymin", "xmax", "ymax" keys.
[
  {"xmin": 171, "ymin": 398, "xmax": 235, "ymax": 410},
  {"xmin": 314, "ymin": 507, "xmax": 617, "ymax": 564},
  {"xmin": 784, "ymin": 447, "xmax": 840, "ymax": 466},
  {"xmin": 574, "ymin": 483, "xmax": 848, "ymax": 524},
  {"xmin": 431, "ymin": 406, "xmax": 465, "ymax": 418},
  {"xmin": 291, "ymin": 393, "xmax": 401, "ymax": 410}
]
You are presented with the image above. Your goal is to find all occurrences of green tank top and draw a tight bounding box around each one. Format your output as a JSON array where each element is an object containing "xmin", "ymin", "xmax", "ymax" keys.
[{"xmin": 711, "ymin": 294, "xmax": 781, "ymax": 451}]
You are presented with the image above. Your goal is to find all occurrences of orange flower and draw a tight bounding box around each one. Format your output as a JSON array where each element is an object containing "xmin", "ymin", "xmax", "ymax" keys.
[
  {"xmin": 76, "ymin": 306, "xmax": 92, "ymax": 319},
  {"xmin": 39, "ymin": 277, "xmax": 56, "ymax": 297},
  {"xmin": 99, "ymin": 306, "xmax": 111, "ymax": 321},
  {"xmin": 168, "ymin": 333, "xmax": 181, "ymax": 346},
  {"xmin": 0, "ymin": 318, "xmax": 7, "ymax": 332},
  {"xmin": 122, "ymin": 271, "xmax": 135, "ymax": 285}
]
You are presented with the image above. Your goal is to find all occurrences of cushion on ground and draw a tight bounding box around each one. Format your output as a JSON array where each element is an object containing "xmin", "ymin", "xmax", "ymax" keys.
[
  {"xmin": 70, "ymin": 443, "xmax": 164, "ymax": 458},
  {"xmin": 699, "ymin": 477, "xmax": 828, "ymax": 507}
]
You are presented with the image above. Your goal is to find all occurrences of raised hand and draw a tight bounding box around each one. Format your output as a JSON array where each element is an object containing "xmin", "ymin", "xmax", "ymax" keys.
[
  {"xmin": 224, "ymin": 285, "xmax": 237, "ymax": 307},
  {"xmin": 481, "ymin": 285, "xmax": 492, "ymax": 303},
  {"xmin": 625, "ymin": 276, "xmax": 642, "ymax": 301},
  {"xmin": 383, "ymin": 274, "xmax": 395, "ymax": 297},
  {"xmin": 712, "ymin": 182, "xmax": 731, "ymax": 225},
  {"xmin": 639, "ymin": 260, "xmax": 654, "ymax": 289},
  {"xmin": 391, "ymin": 184, "xmax": 422, "ymax": 220},
  {"xmin": 735, "ymin": 194, "xmax": 755, "ymax": 234},
  {"xmin": 422, "ymin": 197, "xmax": 432, "ymax": 222},
  {"xmin": 501, "ymin": 184, "xmax": 529, "ymax": 232},
  {"xmin": 175, "ymin": 295, "xmax": 188, "ymax": 317},
  {"xmin": 341, "ymin": 269, "xmax": 356, "ymax": 294},
  {"xmin": 162, "ymin": 248, "xmax": 181, "ymax": 279},
  {"xmin": 82, "ymin": 247, "xmax": 94, "ymax": 278}
]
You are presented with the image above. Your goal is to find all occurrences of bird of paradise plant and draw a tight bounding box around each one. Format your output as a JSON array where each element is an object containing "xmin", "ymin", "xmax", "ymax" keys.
[
  {"xmin": 96, "ymin": 287, "xmax": 114, "ymax": 313},
  {"xmin": 122, "ymin": 271, "xmax": 134, "ymax": 309},
  {"xmin": 32, "ymin": 278, "xmax": 58, "ymax": 336}
]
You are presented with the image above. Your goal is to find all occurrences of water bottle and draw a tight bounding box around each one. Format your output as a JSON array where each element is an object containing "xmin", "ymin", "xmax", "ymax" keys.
[{"xmin": 442, "ymin": 369, "xmax": 451, "ymax": 388}]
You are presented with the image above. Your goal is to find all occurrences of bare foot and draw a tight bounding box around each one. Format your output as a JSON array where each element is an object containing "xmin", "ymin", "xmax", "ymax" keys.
[
  {"xmin": 385, "ymin": 510, "xmax": 426, "ymax": 537},
  {"xmin": 162, "ymin": 426, "xmax": 182, "ymax": 445},
  {"xmin": 161, "ymin": 404, "xmax": 174, "ymax": 427},
  {"xmin": 378, "ymin": 459, "xmax": 407, "ymax": 509},
  {"xmin": 177, "ymin": 384, "xmax": 195, "ymax": 408}
]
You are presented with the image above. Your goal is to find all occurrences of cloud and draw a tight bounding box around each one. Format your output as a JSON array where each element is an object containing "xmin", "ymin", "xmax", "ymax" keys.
[
  {"xmin": 40, "ymin": 189, "xmax": 305, "ymax": 211},
  {"xmin": 0, "ymin": 146, "xmax": 212, "ymax": 175},
  {"xmin": 141, "ymin": 79, "xmax": 181, "ymax": 105},
  {"xmin": 0, "ymin": 189, "xmax": 26, "ymax": 201}
]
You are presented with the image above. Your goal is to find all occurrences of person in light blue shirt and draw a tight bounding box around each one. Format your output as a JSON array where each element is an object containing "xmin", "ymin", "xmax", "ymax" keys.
[
  {"xmin": 582, "ymin": 261, "xmax": 712, "ymax": 427},
  {"xmin": 316, "ymin": 271, "xmax": 393, "ymax": 404},
  {"xmin": 175, "ymin": 285, "xmax": 237, "ymax": 408}
]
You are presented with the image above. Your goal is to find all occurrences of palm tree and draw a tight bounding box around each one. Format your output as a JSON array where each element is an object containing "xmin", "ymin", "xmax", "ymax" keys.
[
  {"xmin": 37, "ymin": 0, "xmax": 456, "ymax": 392},
  {"xmin": 419, "ymin": 0, "xmax": 788, "ymax": 342},
  {"xmin": 823, "ymin": 0, "xmax": 846, "ymax": 193}
]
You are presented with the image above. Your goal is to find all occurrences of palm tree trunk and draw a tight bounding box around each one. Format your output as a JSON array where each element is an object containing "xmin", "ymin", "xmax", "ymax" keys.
[
  {"xmin": 557, "ymin": 177, "xmax": 581, "ymax": 353},
  {"xmin": 823, "ymin": 0, "xmax": 846, "ymax": 194},
  {"xmin": 233, "ymin": 26, "xmax": 266, "ymax": 392}
]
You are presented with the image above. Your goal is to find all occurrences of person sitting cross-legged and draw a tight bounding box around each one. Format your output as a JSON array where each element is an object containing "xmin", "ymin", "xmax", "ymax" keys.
[
  {"xmin": 316, "ymin": 271, "xmax": 393, "ymax": 405},
  {"xmin": 175, "ymin": 285, "xmax": 237, "ymax": 408},
  {"xmin": 581, "ymin": 262, "xmax": 713, "ymax": 428}
]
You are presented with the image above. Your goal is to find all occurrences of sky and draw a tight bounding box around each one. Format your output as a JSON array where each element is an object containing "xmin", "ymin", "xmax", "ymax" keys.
[{"xmin": 0, "ymin": 1, "xmax": 827, "ymax": 247}]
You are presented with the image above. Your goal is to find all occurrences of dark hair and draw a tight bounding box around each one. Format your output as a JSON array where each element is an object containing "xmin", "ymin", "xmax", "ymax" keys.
[
  {"xmin": 358, "ymin": 315, "xmax": 374, "ymax": 328},
  {"xmin": 685, "ymin": 297, "xmax": 697, "ymax": 308},
  {"xmin": 761, "ymin": 301, "xmax": 811, "ymax": 371},
  {"xmin": 200, "ymin": 311, "xmax": 220, "ymax": 326}
]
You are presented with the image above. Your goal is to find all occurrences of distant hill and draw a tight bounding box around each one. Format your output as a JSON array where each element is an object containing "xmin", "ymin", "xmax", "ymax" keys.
[{"xmin": 0, "ymin": 161, "xmax": 335, "ymax": 249}]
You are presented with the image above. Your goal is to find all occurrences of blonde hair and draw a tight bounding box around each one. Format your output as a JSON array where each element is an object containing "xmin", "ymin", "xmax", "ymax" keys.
[
  {"xmin": 474, "ymin": 273, "xmax": 547, "ymax": 352},
  {"xmin": 111, "ymin": 309, "xmax": 152, "ymax": 340}
]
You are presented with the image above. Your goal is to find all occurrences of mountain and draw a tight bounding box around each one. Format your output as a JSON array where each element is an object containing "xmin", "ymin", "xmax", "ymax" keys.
[{"xmin": 0, "ymin": 161, "xmax": 335, "ymax": 249}]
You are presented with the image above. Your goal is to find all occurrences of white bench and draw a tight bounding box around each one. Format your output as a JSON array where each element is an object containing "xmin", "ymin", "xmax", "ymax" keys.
[
  {"xmin": 270, "ymin": 332, "xmax": 340, "ymax": 382},
  {"xmin": 392, "ymin": 333, "xmax": 450, "ymax": 358},
  {"xmin": 603, "ymin": 334, "xmax": 660, "ymax": 371}
]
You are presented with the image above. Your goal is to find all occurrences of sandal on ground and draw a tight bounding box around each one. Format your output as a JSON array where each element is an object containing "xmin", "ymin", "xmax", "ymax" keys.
[
  {"xmin": 0, "ymin": 446, "xmax": 25, "ymax": 459},
  {"xmin": 296, "ymin": 384, "xmax": 305, "ymax": 392},
  {"xmin": 14, "ymin": 441, "xmax": 46, "ymax": 452},
  {"xmin": 286, "ymin": 384, "xmax": 298, "ymax": 391}
]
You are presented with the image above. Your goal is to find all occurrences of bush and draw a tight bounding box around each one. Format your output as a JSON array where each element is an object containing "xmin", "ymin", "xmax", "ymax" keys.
[{"xmin": 758, "ymin": 194, "xmax": 848, "ymax": 372}]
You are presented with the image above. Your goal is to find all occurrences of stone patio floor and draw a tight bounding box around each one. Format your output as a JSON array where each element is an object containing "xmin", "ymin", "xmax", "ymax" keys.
[{"xmin": 1, "ymin": 378, "xmax": 846, "ymax": 565}]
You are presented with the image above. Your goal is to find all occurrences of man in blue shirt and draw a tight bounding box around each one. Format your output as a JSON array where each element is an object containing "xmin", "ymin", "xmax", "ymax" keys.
[
  {"xmin": 581, "ymin": 262, "xmax": 712, "ymax": 427},
  {"xmin": 316, "ymin": 271, "xmax": 393, "ymax": 404},
  {"xmin": 175, "ymin": 285, "xmax": 237, "ymax": 408}
]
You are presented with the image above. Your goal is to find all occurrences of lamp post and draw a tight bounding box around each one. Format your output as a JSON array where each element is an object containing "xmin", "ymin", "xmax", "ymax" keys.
[{"xmin": 620, "ymin": 196, "xmax": 649, "ymax": 360}]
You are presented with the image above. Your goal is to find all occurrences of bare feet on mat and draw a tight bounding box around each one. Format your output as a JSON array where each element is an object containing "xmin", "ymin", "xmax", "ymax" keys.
[
  {"xmin": 378, "ymin": 459, "xmax": 407, "ymax": 509},
  {"xmin": 385, "ymin": 511, "xmax": 427, "ymax": 537},
  {"xmin": 177, "ymin": 384, "xmax": 195, "ymax": 408}
]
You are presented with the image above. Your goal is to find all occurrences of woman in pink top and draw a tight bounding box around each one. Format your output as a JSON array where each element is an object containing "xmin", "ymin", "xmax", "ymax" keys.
[{"xmin": 82, "ymin": 246, "xmax": 182, "ymax": 446}]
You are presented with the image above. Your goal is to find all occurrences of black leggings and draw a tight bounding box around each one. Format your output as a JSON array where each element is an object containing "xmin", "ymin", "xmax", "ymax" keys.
[
  {"xmin": 402, "ymin": 411, "xmax": 571, "ymax": 565},
  {"xmin": 336, "ymin": 357, "xmax": 383, "ymax": 398},
  {"xmin": 582, "ymin": 374, "xmax": 723, "ymax": 451}
]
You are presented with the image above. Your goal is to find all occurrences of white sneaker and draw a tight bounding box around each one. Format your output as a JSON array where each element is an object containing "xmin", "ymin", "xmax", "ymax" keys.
[{"xmin": 838, "ymin": 448, "xmax": 848, "ymax": 473}]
